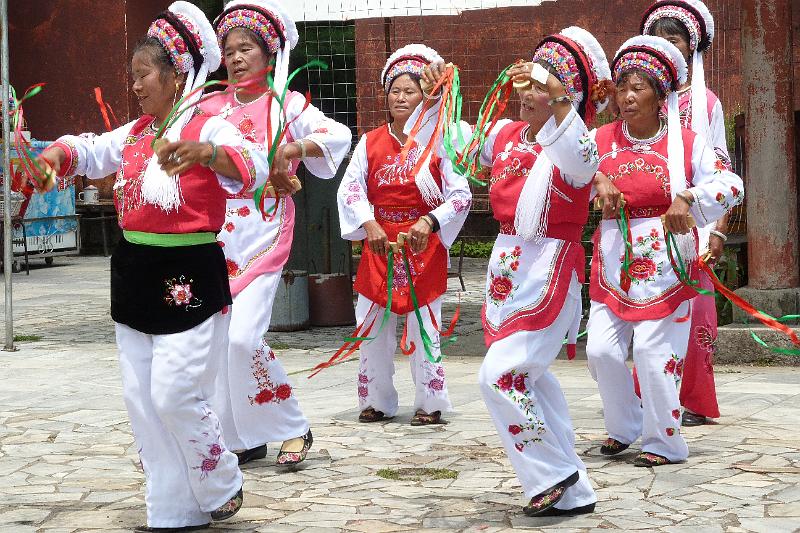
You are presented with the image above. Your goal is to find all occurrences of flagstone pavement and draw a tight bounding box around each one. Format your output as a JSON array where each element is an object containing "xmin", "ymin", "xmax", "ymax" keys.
[{"xmin": 1, "ymin": 257, "xmax": 799, "ymax": 532}]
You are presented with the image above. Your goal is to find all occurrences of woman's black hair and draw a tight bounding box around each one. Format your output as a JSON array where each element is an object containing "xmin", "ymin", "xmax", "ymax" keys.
[
  {"xmin": 133, "ymin": 37, "xmax": 176, "ymax": 79},
  {"xmin": 616, "ymin": 68, "xmax": 666, "ymax": 100},
  {"xmin": 650, "ymin": 17, "xmax": 692, "ymax": 53}
]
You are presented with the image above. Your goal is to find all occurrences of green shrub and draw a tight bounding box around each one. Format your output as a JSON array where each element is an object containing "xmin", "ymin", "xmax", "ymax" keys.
[{"xmin": 450, "ymin": 240, "xmax": 494, "ymax": 258}]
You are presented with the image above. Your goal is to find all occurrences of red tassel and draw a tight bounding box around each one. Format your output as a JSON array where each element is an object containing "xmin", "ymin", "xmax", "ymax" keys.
[{"xmin": 567, "ymin": 344, "xmax": 577, "ymax": 360}]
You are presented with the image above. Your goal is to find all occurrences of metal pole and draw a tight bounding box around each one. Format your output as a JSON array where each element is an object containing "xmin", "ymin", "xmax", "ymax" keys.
[{"xmin": 1, "ymin": 0, "xmax": 14, "ymax": 351}]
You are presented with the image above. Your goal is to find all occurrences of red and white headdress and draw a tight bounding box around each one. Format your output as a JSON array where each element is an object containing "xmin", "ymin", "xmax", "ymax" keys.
[
  {"xmin": 641, "ymin": 0, "xmax": 715, "ymax": 144},
  {"xmin": 214, "ymin": 0, "xmax": 299, "ymax": 96},
  {"xmin": 532, "ymin": 26, "xmax": 612, "ymax": 127},
  {"xmin": 381, "ymin": 44, "xmax": 443, "ymax": 93},
  {"xmin": 515, "ymin": 27, "xmax": 611, "ymax": 242}
]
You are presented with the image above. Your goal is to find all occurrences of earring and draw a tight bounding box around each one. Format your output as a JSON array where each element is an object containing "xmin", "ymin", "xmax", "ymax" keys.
[{"xmin": 172, "ymin": 82, "xmax": 180, "ymax": 109}]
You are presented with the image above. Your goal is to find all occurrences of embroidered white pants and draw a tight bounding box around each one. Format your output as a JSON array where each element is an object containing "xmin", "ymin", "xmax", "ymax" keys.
[
  {"xmin": 479, "ymin": 277, "xmax": 596, "ymax": 506},
  {"xmin": 355, "ymin": 294, "xmax": 452, "ymax": 417},
  {"xmin": 211, "ymin": 271, "xmax": 309, "ymax": 451},
  {"xmin": 115, "ymin": 313, "xmax": 242, "ymax": 528},
  {"xmin": 586, "ymin": 301, "xmax": 691, "ymax": 462}
]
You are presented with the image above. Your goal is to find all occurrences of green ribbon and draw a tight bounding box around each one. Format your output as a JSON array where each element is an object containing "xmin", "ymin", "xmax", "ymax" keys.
[
  {"xmin": 615, "ymin": 206, "xmax": 634, "ymax": 289},
  {"xmin": 664, "ymin": 231, "xmax": 714, "ymax": 296},
  {"xmin": 253, "ymin": 60, "xmax": 328, "ymax": 213},
  {"xmin": 450, "ymin": 64, "xmax": 514, "ymax": 186},
  {"xmin": 400, "ymin": 247, "xmax": 442, "ymax": 364}
]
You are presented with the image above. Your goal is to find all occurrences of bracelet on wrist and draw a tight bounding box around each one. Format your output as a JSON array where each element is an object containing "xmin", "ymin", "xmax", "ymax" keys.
[
  {"xmin": 420, "ymin": 215, "xmax": 434, "ymax": 229},
  {"xmin": 548, "ymin": 95, "xmax": 571, "ymax": 106},
  {"xmin": 296, "ymin": 139, "xmax": 307, "ymax": 159},
  {"xmin": 676, "ymin": 191, "xmax": 694, "ymax": 206},
  {"xmin": 709, "ymin": 229, "xmax": 728, "ymax": 242},
  {"xmin": 205, "ymin": 142, "xmax": 218, "ymax": 167}
]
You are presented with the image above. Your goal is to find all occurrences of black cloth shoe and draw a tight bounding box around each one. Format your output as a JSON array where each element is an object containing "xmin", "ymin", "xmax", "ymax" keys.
[
  {"xmin": 681, "ymin": 411, "xmax": 708, "ymax": 426},
  {"xmin": 134, "ymin": 524, "xmax": 210, "ymax": 532},
  {"xmin": 600, "ymin": 438, "xmax": 630, "ymax": 456},
  {"xmin": 235, "ymin": 444, "xmax": 267, "ymax": 465},
  {"xmin": 211, "ymin": 487, "xmax": 243, "ymax": 521},
  {"xmin": 523, "ymin": 471, "xmax": 580, "ymax": 517},
  {"xmin": 634, "ymin": 452, "xmax": 673, "ymax": 467},
  {"xmin": 533, "ymin": 502, "xmax": 596, "ymax": 517}
]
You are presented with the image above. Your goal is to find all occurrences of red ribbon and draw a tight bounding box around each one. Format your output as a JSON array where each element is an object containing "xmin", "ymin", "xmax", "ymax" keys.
[
  {"xmin": 308, "ymin": 304, "xmax": 379, "ymax": 378},
  {"xmin": 698, "ymin": 260, "xmax": 800, "ymax": 347}
]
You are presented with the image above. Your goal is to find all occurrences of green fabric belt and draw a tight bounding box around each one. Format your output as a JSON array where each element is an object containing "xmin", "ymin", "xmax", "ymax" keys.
[{"xmin": 123, "ymin": 230, "xmax": 217, "ymax": 247}]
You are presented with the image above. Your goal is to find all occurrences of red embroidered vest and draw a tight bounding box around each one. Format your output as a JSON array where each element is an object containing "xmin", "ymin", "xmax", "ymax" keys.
[
  {"xmin": 489, "ymin": 121, "xmax": 591, "ymax": 242},
  {"xmin": 115, "ymin": 115, "xmax": 228, "ymax": 234}
]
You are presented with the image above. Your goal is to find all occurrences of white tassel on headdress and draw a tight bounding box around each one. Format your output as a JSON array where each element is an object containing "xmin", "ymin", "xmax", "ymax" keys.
[
  {"xmin": 514, "ymin": 151, "xmax": 554, "ymax": 242},
  {"xmin": 666, "ymin": 90, "xmax": 697, "ymax": 261},
  {"xmin": 689, "ymin": 50, "xmax": 710, "ymax": 143}
]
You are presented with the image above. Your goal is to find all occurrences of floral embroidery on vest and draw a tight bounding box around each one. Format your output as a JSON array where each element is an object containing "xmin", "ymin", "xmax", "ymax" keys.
[
  {"xmin": 237, "ymin": 114, "xmax": 258, "ymax": 142},
  {"xmin": 164, "ymin": 275, "xmax": 202, "ymax": 309},
  {"xmin": 607, "ymin": 158, "xmax": 669, "ymax": 195},
  {"xmin": 493, "ymin": 370, "xmax": 546, "ymax": 451},
  {"xmin": 488, "ymin": 247, "xmax": 522, "ymax": 306},
  {"xmin": 628, "ymin": 228, "xmax": 664, "ymax": 284},
  {"xmin": 248, "ymin": 340, "xmax": 293, "ymax": 405},
  {"xmin": 375, "ymin": 145, "xmax": 422, "ymax": 187}
]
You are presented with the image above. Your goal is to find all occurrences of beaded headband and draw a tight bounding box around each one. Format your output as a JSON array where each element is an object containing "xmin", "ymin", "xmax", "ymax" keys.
[
  {"xmin": 215, "ymin": 5, "xmax": 286, "ymax": 56},
  {"xmin": 147, "ymin": 12, "xmax": 204, "ymax": 74},
  {"xmin": 612, "ymin": 46, "xmax": 678, "ymax": 95},
  {"xmin": 641, "ymin": 1, "xmax": 711, "ymax": 52},
  {"xmin": 383, "ymin": 56, "xmax": 428, "ymax": 93}
]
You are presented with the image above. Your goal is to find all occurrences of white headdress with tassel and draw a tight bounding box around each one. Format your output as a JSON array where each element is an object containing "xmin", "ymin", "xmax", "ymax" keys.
[
  {"xmin": 642, "ymin": 0, "xmax": 715, "ymax": 145},
  {"xmin": 515, "ymin": 26, "xmax": 611, "ymax": 242},
  {"xmin": 383, "ymin": 44, "xmax": 445, "ymax": 208},
  {"xmin": 141, "ymin": 1, "xmax": 221, "ymax": 213}
]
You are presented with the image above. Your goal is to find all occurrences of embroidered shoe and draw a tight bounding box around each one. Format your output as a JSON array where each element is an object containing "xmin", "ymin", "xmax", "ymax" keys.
[
  {"xmin": 134, "ymin": 525, "xmax": 210, "ymax": 532},
  {"xmin": 235, "ymin": 444, "xmax": 267, "ymax": 465},
  {"xmin": 359, "ymin": 407, "xmax": 393, "ymax": 423},
  {"xmin": 523, "ymin": 471, "xmax": 580, "ymax": 517},
  {"xmin": 410, "ymin": 410, "xmax": 444, "ymax": 426},
  {"xmin": 276, "ymin": 429, "xmax": 313, "ymax": 466},
  {"xmin": 600, "ymin": 437, "xmax": 630, "ymax": 456},
  {"xmin": 634, "ymin": 452, "xmax": 673, "ymax": 467},
  {"xmin": 210, "ymin": 487, "xmax": 243, "ymax": 521},
  {"xmin": 532, "ymin": 502, "xmax": 596, "ymax": 517}
]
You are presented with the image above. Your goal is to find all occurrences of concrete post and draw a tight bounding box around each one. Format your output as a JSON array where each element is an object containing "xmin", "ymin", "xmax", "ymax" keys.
[{"xmin": 735, "ymin": 0, "xmax": 800, "ymax": 321}]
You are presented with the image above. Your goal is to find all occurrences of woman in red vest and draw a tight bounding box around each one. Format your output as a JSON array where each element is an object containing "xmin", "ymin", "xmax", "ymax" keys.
[
  {"xmin": 588, "ymin": 36, "xmax": 743, "ymax": 467},
  {"xmin": 472, "ymin": 27, "xmax": 610, "ymax": 517},
  {"xmin": 35, "ymin": 2, "xmax": 264, "ymax": 529},
  {"xmin": 641, "ymin": 0, "xmax": 730, "ymax": 427},
  {"xmin": 337, "ymin": 44, "xmax": 471, "ymax": 426}
]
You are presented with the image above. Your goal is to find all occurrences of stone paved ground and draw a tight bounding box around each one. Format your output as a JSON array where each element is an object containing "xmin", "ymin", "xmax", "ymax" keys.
[{"xmin": 1, "ymin": 257, "xmax": 800, "ymax": 532}]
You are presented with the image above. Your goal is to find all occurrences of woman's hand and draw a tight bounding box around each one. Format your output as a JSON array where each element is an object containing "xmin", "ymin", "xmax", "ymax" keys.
[
  {"xmin": 707, "ymin": 234, "xmax": 725, "ymax": 264},
  {"xmin": 421, "ymin": 61, "xmax": 447, "ymax": 95},
  {"xmin": 507, "ymin": 61, "xmax": 534, "ymax": 87},
  {"xmin": 269, "ymin": 142, "xmax": 302, "ymax": 197},
  {"xmin": 31, "ymin": 147, "xmax": 64, "ymax": 192},
  {"xmin": 363, "ymin": 220, "xmax": 390, "ymax": 256},
  {"xmin": 664, "ymin": 195, "xmax": 693, "ymax": 235},
  {"xmin": 407, "ymin": 217, "xmax": 433, "ymax": 254},
  {"xmin": 594, "ymin": 172, "xmax": 623, "ymax": 219},
  {"xmin": 156, "ymin": 140, "xmax": 213, "ymax": 176}
]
